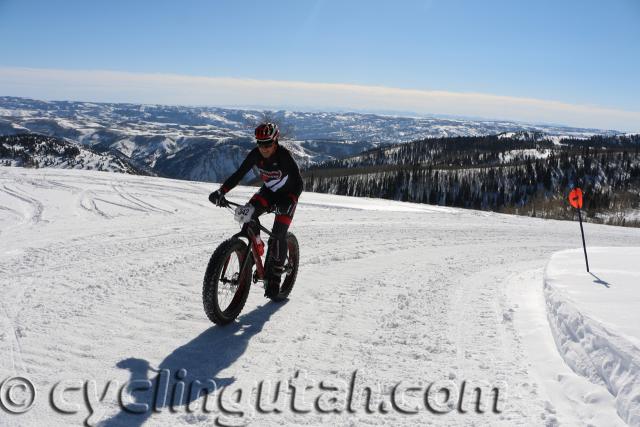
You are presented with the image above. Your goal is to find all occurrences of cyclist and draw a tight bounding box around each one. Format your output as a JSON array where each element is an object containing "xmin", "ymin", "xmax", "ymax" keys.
[{"xmin": 209, "ymin": 123, "xmax": 303, "ymax": 298}]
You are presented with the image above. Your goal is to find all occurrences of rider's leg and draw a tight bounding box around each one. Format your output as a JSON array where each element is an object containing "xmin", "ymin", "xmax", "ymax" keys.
[
  {"xmin": 241, "ymin": 191, "xmax": 272, "ymax": 235},
  {"xmin": 264, "ymin": 219, "xmax": 289, "ymax": 297},
  {"xmin": 265, "ymin": 194, "xmax": 298, "ymax": 297},
  {"xmin": 269, "ymin": 219, "xmax": 290, "ymax": 271}
]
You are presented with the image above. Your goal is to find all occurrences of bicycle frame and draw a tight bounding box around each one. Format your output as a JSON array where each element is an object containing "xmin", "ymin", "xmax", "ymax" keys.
[
  {"xmin": 204, "ymin": 197, "xmax": 299, "ymax": 324},
  {"xmin": 225, "ymin": 200, "xmax": 273, "ymax": 282}
]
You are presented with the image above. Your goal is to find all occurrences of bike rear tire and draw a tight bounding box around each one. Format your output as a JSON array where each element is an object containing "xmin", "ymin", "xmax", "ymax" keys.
[
  {"xmin": 268, "ymin": 232, "xmax": 299, "ymax": 302},
  {"xmin": 203, "ymin": 238, "xmax": 253, "ymax": 325}
]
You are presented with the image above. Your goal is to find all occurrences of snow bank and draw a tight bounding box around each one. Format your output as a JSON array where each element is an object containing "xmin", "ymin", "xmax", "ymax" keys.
[{"xmin": 544, "ymin": 247, "xmax": 640, "ymax": 425}]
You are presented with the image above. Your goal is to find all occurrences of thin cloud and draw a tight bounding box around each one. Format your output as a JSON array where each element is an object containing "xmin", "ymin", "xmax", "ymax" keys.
[{"xmin": 0, "ymin": 66, "xmax": 638, "ymax": 132}]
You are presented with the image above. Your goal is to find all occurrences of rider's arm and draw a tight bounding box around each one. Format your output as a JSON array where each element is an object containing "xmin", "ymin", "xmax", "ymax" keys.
[
  {"xmin": 283, "ymin": 149, "xmax": 304, "ymax": 197},
  {"xmin": 220, "ymin": 148, "xmax": 260, "ymax": 194}
]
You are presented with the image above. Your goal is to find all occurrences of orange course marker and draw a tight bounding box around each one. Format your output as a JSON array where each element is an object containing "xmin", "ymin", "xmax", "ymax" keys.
[
  {"xmin": 569, "ymin": 188, "xmax": 583, "ymax": 209},
  {"xmin": 568, "ymin": 187, "xmax": 589, "ymax": 272}
]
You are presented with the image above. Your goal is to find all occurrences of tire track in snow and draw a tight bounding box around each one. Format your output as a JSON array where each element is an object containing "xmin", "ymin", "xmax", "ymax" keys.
[
  {"xmin": 0, "ymin": 204, "xmax": 24, "ymax": 224},
  {"xmin": 0, "ymin": 301, "xmax": 27, "ymax": 373},
  {"xmin": 91, "ymin": 197, "xmax": 150, "ymax": 214},
  {"xmin": 23, "ymin": 174, "xmax": 83, "ymax": 192},
  {"xmin": 111, "ymin": 183, "xmax": 175, "ymax": 214},
  {"xmin": 124, "ymin": 191, "xmax": 175, "ymax": 213},
  {"xmin": 448, "ymin": 250, "xmax": 553, "ymax": 423},
  {"xmin": 1, "ymin": 184, "xmax": 44, "ymax": 224},
  {"xmin": 1, "ymin": 228, "xmax": 214, "ymax": 376},
  {"xmin": 78, "ymin": 190, "xmax": 112, "ymax": 219},
  {"xmin": 0, "ymin": 226, "xmax": 218, "ymax": 277}
]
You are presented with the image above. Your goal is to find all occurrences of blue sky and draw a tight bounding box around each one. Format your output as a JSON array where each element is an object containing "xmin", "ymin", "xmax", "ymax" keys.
[{"xmin": 1, "ymin": 0, "xmax": 639, "ymax": 130}]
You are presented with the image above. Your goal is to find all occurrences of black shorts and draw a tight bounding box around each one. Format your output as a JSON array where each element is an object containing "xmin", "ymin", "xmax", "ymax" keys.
[{"xmin": 248, "ymin": 187, "xmax": 298, "ymax": 227}]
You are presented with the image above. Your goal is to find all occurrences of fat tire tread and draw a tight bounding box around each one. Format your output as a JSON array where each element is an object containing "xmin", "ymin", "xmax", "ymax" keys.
[{"xmin": 203, "ymin": 238, "xmax": 252, "ymax": 325}]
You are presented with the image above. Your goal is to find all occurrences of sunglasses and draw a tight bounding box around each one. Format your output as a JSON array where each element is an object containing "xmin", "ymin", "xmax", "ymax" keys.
[{"xmin": 257, "ymin": 141, "xmax": 275, "ymax": 148}]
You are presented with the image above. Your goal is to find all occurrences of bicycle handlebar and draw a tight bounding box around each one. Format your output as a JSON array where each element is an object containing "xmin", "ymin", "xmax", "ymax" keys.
[
  {"xmin": 221, "ymin": 197, "xmax": 241, "ymax": 208},
  {"xmin": 216, "ymin": 196, "xmax": 272, "ymax": 235}
]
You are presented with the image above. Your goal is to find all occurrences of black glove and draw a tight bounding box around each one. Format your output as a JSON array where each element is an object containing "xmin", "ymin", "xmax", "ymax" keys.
[{"xmin": 208, "ymin": 189, "xmax": 227, "ymax": 207}]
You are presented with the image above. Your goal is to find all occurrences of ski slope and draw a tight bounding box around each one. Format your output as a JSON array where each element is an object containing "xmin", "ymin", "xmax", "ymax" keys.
[{"xmin": 1, "ymin": 167, "xmax": 639, "ymax": 426}]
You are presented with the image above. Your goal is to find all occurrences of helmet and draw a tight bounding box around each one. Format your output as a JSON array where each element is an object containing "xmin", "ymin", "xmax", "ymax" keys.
[{"xmin": 255, "ymin": 123, "xmax": 280, "ymax": 144}]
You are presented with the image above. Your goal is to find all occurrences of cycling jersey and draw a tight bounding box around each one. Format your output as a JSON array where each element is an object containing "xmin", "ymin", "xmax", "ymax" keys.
[{"xmin": 220, "ymin": 145, "xmax": 303, "ymax": 197}]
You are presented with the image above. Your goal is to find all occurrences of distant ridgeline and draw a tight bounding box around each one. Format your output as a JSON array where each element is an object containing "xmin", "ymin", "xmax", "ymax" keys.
[
  {"xmin": 302, "ymin": 132, "xmax": 640, "ymax": 227},
  {"xmin": 0, "ymin": 133, "xmax": 149, "ymax": 175}
]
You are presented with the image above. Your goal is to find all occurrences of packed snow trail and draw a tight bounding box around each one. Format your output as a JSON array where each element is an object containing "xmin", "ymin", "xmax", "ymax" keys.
[{"xmin": 1, "ymin": 167, "xmax": 639, "ymax": 426}]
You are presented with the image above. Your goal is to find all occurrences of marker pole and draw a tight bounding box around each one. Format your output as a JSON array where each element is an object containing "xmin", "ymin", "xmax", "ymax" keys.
[{"xmin": 577, "ymin": 208, "xmax": 590, "ymax": 272}]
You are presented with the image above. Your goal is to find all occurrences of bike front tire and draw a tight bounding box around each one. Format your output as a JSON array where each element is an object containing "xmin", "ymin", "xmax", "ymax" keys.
[{"xmin": 202, "ymin": 237, "xmax": 253, "ymax": 325}]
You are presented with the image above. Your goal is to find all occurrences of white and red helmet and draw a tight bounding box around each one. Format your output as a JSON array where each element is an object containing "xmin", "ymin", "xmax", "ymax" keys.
[{"xmin": 255, "ymin": 122, "xmax": 280, "ymax": 145}]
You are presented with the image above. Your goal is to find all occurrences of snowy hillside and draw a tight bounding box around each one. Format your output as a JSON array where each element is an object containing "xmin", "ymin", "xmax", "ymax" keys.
[
  {"xmin": 0, "ymin": 134, "xmax": 147, "ymax": 175},
  {"xmin": 304, "ymin": 133, "xmax": 640, "ymax": 227},
  {"xmin": 0, "ymin": 96, "xmax": 622, "ymax": 182},
  {"xmin": 1, "ymin": 167, "xmax": 639, "ymax": 426}
]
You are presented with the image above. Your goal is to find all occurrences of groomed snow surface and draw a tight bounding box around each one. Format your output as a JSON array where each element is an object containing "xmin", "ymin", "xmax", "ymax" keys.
[{"xmin": 1, "ymin": 167, "xmax": 639, "ymax": 426}]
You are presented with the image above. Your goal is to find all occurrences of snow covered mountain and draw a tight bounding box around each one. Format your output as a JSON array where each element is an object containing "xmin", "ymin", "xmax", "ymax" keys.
[
  {"xmin": 0, "ymin": 134, "xmax": 148, "ymax": 175},
  {"xmin": 1, "ymin": 167, "xmax": 639, "ymax": 426},
  {"xmin": 0, "ymin": 96, "xmax": 622, "ymax": 182}
]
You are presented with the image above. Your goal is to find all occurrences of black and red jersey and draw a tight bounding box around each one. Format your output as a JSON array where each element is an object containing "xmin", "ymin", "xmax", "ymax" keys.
[{"xmin": 220, "ymin": 145, "xmax": 303, "ymax": 197}]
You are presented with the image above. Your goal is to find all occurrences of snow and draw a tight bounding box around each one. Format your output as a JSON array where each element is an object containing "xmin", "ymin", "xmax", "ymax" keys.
[
  {"xmin": 54, "ymin": 119, "xmax": 78, "ymax": 129},
  {"xmin": 623, "ymin": 209, "xmax": 640, "ymax": 221},
  {"xmin": 112, "ymin": 138, "xmax": 137, "ymax": 157},
  {"xmin": 499, "ymin": 148, "xmax": 552, "ymax": 163},
  {"xmin": 198, "ymin": 112, "xmax": 236, "ymax": 125},
  {"xmin": 505, "ymin": 267, "xmax": 625, "ymax": 426},
  {"xmin": 548, "ymin": 135, "xmax": 564, "ymax": 146},
  {"xmin": 0, "ymin": 108, "xmax": 33, "ymax": 117},
  {"xmin": 1, "ymin": 166, "xmax": 639, "ymax": 426},
  {"xmin": 544, "ymin": 248, "xmax": 640, "ymax": 425}
]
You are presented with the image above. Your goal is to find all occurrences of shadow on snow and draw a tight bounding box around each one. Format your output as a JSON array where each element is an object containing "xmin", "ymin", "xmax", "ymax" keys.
[{"xmin": 100, "ymin": 301, "xmax": 285, "ymax": 427}]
